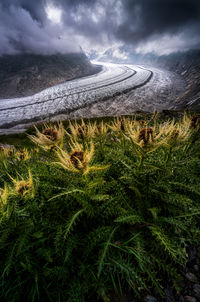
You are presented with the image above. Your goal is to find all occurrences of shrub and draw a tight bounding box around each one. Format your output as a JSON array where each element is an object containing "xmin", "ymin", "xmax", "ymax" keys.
[{"xmin": 0, "ymin": 114, "xmax": 199, "ymax": 302}]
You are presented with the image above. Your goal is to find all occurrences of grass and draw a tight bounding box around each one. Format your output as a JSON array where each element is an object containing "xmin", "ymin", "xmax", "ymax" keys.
[{"xmin": 0, "ymin": 113, "xmax": 200, "ymax": 302}]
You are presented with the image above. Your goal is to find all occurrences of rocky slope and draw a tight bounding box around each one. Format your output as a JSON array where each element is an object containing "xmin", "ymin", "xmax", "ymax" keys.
[
  {"xmin": 0, "ymin": 53, "xmax": 101, "ymax": 99},
  {"xmin": 91, "ymin": 48, "xmax": 200, "ymax": 111},
  {"xmin": 146, "ymin": 50, "xmax": 200, "ymax": 111}
]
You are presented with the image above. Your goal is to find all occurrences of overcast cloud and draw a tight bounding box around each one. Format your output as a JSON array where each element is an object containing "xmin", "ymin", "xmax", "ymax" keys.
[{"xmin": 0, "ymin": 0, "xmax": 200, "ymax": 56}]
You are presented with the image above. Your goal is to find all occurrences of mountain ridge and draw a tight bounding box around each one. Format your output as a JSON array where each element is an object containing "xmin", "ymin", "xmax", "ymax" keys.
[{"xmin": 0, "ymin": 53, "xmax": 101, "ymax": 99}]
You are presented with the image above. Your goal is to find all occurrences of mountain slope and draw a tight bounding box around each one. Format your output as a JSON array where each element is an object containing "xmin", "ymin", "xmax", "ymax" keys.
[
  {"xmin": 0, "ymin": 53, "xmax": 101, "ymax": 99},
  {"xmin": 90, "ymin": 47, "xmax": 200, "ymax": 110}
]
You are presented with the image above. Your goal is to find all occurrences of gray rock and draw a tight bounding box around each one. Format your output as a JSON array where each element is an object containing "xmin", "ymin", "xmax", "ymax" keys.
[
  {"xmin": 184, "ymin": 296, "xmax": 197, "ymax": 302},
  {"xmin": 179, "ymin": 296, "xmax": 185, "ymax": 302},
  {"xmin": 186, "ymin": 273, "xmax": 198, "ymax": 283},
  {"xmin": 193, "ymin": 284, "xmax": 200, "ymax": 300},
  {"xmin": 187, "ymin": 247, "xmax": 198, "ymax": 262},
  {"xmin": 193, "ymin": 265, "xmax": 199, "ymax": 272},
  {"xmin": 165, "ymin": 287, "xmax": 175, "ymax": 302},
  {"xmin": 144, "ymin": 295, "xmax": 158, "ymax": 302}
]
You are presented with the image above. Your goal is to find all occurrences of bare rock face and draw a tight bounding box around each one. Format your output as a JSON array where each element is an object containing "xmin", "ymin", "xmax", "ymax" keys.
[
  {"xmin": 0, "ymin": 53, "xmax": 101, "ymax": 99},
  {"xmin": 150, "ymin": 50, "xmax": 200, "ymax": 111},
  {"xmin": 92, "ymin": 47, "xmax": 200, "ymax": 111}
]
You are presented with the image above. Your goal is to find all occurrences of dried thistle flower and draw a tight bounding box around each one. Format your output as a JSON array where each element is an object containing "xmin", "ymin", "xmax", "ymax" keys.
[
  {"xmin": 16, "ymin": 181, "xmax": 31, "ymax": 196},
  {"xmin": 67, "ymin": 119, "xmax": 96, "ymax": 140},
  {"xmin": 170, "ymin": 129, "xmax": 180, "ymax": 139},
  {"xmin": 138, "ymin": 120, "xmax": 146, "ymax": 126},
  {"xmin": 109, "ymin": 117, "xmax": 129, "ymax": 133},
  {"xmin": 33, "ymin": 148, "xmax": 39, "ymax": 154},
  {"xmin": 0, "ymin": 145, "xmax": 15, "ymax": 158},
  {"xmin": 138, "ymin": 128, "xmax": 154, "ymax": 145},
  {"xmin": 167, "ymin": 125, "xmax": 191, "ymax": 144},
  {"xmin": 70, "ymin": 151, "xmax": 85, "ymax": 169},
  {"xmin": 55, "ymin": 140, "xmax": 109, "ymax": 175},
  {"xmin": 42, "ymin": 128, "xmax": 58, "ymax": 141},
  {"xmin": 55, "ymin": 140, "xmax": 94, "ymax": 174},
  {"xmin": 95, "ymin": 121, "xmax": 108, "ymax": 136},
  {"xmin": 16, "ymin": 148, "xmax": 30, "ymax": 161},
  {"xmin": 126, "ymin": 122, "xmax": 166, "ymax": 154},
  {"xmin": 162, "ymin": 118, "xmax": 191, "ymax": 144},
  {"xmin": 9, "ymin": 169, "xmax": 34, "ymax": 198},
  {"xmin": 28, "ymin": 122, "xmax": 64, "ymax": 150},
  {"xmin": 190, "ymin": 114, "xmax": 200, "ymax": 129},
  {"xmin": 0, "ymin": 185, "xmax": 8, "ymax": 209},
  {"xmin": 77, "ymin": 125, "xmax": 88, "ymax": 139},
  {"xmin": 109, "ymin": 116, "xmax": 141, "ymax": 136}
]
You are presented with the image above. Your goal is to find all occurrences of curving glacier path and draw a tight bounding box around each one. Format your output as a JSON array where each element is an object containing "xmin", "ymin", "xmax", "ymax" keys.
[
  {"xmin": 0, "ymin": 62, "xmax": 153, "ymax": 134},
  {"xmin": 0, "ymin": 62, "xmax": 185, "ymax": 134}
]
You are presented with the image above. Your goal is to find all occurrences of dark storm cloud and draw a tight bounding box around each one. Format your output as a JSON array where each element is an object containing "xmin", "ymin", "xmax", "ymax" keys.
[
  {"xmin": 0, "ymin": 0, "xmax": 80, "ymax": 55},
  {"xmin": 116, "ymin": 0, "xmax": 200, "ymax": 44},
  {"xmin": 0, "ymin": 0, "xmax": 200, "ymax": 56},
  {"xmin": 0, "ymin": 0, "xmax": 47, "ymax": 23}
]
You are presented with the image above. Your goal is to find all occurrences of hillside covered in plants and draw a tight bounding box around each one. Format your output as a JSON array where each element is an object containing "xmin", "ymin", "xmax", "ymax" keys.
[{"xmin": 0, "ymin": 113, "xmax": 200, "ymax": 302}]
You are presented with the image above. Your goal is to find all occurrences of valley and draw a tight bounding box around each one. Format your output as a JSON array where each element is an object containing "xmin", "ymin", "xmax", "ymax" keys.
[{"xmin": 0, "ymin": 62, "xmax": 186, "ymax": 134}]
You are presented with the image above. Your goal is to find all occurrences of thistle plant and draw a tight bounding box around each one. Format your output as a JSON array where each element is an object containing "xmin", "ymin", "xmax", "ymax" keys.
[
  {"xmin": 0, "ymin": 145, "xmax": 14, "ymax": 159},
  {"xmin": 190, "ymin": 114, "xmax": 200, "ymax": 129},
  {"xmin": 166, "ymin": 123, "xmax": 191, "ymax": 145},
  {"xmin": 95, "ymin": 121, "xmax": 108, "ymax": 137},
  {"xmin": 0, "ymin": 114, "xmax": 199, "ymax": 302},
  {"xmin": 9, "ymin": 169, "xmax": 34, "ymax": 198},
  {"xmin": 127, "ymin": 123, "xmax": 166, "ymax": 153},
  {"xmin": 159, "ymin": 117, "xmax": 192, "ymax": 161},
  {"xmin": 28, "ymin": 122, "xmax": 64, "ymax": 150},
  {"xmin": 0, "ymin": 185, "xmax": 8, "ymax": 209},
  {"xmin": 15, "ymin": 148, "xmax": 31, "ymax": 161},
  {"xmin": 55, "ymin": 140, "xmax": 95, "ymax": 175},
  {"xmin": 109, "ymin": 116, "xmax": 128, "ymax": 134},
  {"xmin": 66, "ymin": 119, "xmax": 96, "ymax": 140}
]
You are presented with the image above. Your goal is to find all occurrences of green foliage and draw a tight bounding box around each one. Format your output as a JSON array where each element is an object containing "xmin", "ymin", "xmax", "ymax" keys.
[{"xmin": 0, "ymin": 115, "xmax": 199, "ymax": 301}]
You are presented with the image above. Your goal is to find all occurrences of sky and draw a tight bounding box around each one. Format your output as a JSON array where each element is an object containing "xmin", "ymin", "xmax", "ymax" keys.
[{"xmin": 0, "ymin": 0, "xmax": 200, "ymax": 57}]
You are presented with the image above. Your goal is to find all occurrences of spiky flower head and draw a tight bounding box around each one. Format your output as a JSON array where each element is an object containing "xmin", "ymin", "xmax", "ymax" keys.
[
  {"xmin": 126, "ymin": 122, "xmax": 167, "ymax": 155},
  {"xmin": 138, "ymin": 120, "xmax": 146, "ymax": 126},
  {"xmin": 55, "ymin": 140, "xmax": 94, "ymax": 175},
  {"xmin": 16, "ymin": 148, "xmax": 30, "ymax": 161},
  {"xmin": 42, "ymin": 128, "xmax": 58, "ymax": 141},
  {"xmin": 161, "ymin": 118, "xmax": 191, "ymax": 144},
  {"xmin": 67, "ymin": 119, "xmax": 96, "ymax": 140},
  {"xmin": 95, "ymin": 121, "xmax": 108, "ymax": 136},
  {"xmin": 0, "ymin": 185, "xmax": 8, "ymax": 209},
  {"xmin": 138, "ymin": 127, "xmax": 154, "ymax": 145},
  {"xmin": 128, "ymin": 123, "xmax": 163, "ymax": 147},
  {"xmin": 32, "ymin": 148, "xmax": 39, "ymax": 154},
  {"xmin": 70, "ymin": 151, "xmax": 85, "ymax": 169},
  {"xmin": 190, "ymin": 114, "xmax": 200, "ymax": 129},
  {"xmin": 109, "ymin": 116, "xmax": 142, "ymax": 137},
  {"xmin": 28, "ymin": 122, "xmax": 64, "ymax": 151},
  {"xmin": 9, "ymin": 169, "xmax": 34, "ymax": 198},
  {"xmin": 109, "ymin": 117, "xmax": 129, "ymax": 133},
  {"xmin": 0, "ymin": 145, "xmax": 15, "ymax": 159}
]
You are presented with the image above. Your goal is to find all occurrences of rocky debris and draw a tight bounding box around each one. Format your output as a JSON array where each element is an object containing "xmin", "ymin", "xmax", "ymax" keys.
[
  {"xmin": 144, "ymin": 295, "xmax": 158, "ymax": 302},
  {"xmin": 193, "ymin": 284, "xmax": 200, "ymax": 300},
  {"xmin": 67, "ymin": 67, "xmax": 186, "ymax": 121},
  {"xmin": 0, "ymin": 53, "xmax": 101, "ymax": 99},
  {"xmin": 0, "ymin": 64, "xmax": 153, "ymax": 134},
  {"xmin": 122, "ymin": 246, "xmax": 200, "ymax": 302},
  {"xmin": 184, "ymin": 297, "xmax": 197, "ymax": 302},
  {"xmin": 185, "ymin": 273, "xmax": 199, "ymax": 283},
  {"xmin": 153, "ymin": 50, "xmax": 200, "ymax": 111},
  {"xmin": 164, "ymin": 287, "xmax": 175, "ymax": 302}
]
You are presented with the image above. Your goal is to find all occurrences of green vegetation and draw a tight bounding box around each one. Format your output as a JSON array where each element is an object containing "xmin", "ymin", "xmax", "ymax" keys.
[{"xmin": 0, "ymin": 113, "xmax": 200, "ymax": 302}]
